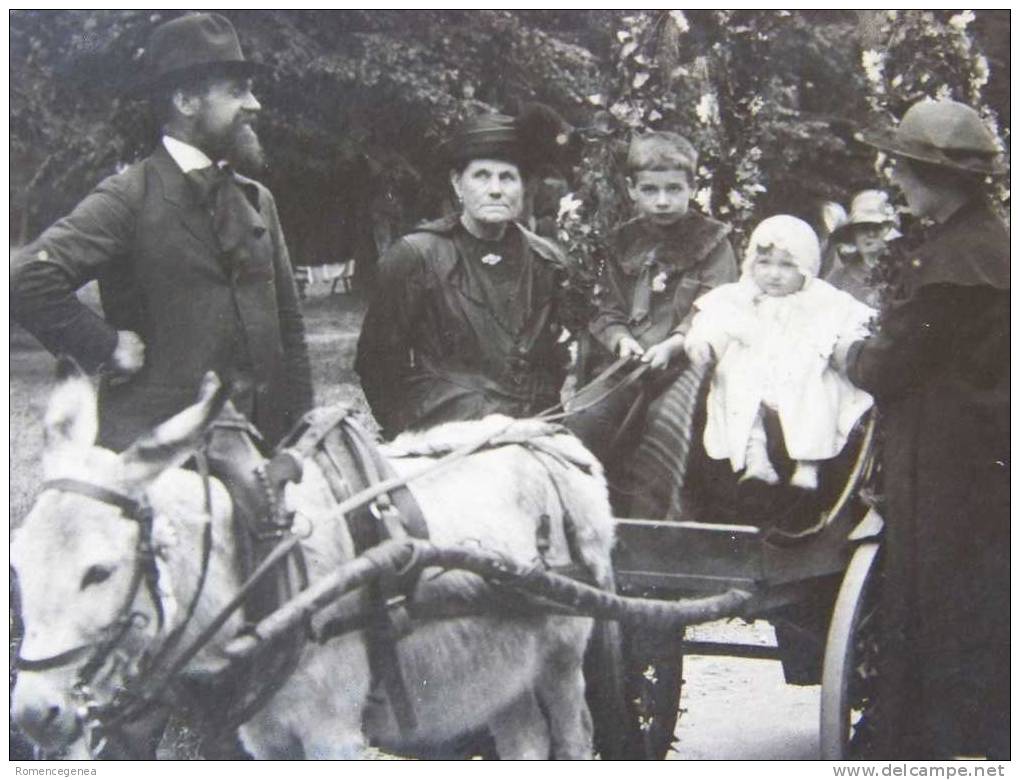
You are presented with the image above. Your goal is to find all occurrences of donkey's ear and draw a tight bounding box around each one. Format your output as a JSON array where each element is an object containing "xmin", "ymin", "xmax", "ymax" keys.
[
  {"xmin": 120, "ymin": 372, "xmax": 230, "ymax": 484},
  {"xmin": 43, "ymin": 356, "xmax": 98, "ymax": 453}
]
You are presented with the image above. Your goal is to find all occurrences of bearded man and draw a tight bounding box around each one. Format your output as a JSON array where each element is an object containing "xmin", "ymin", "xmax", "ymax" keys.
[{"xmin": 12, "ymin": 12, "xmax": 312, "ymax": 451}]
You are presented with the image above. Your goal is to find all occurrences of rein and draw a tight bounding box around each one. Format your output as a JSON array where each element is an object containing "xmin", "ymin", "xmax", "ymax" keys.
[{"xmin": 536, "ymin": 355, "xmax": 649, "ymax": 423}]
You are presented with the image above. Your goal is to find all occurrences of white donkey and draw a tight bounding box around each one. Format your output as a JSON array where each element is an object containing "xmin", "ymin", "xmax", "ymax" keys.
[{"xmin": 11, "ymin": 363, "xmax": 615, "ymax": 759}]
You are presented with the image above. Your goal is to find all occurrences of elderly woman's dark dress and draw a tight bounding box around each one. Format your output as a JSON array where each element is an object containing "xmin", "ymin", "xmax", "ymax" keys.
[
  {"xmin": 845, "ymin": 199, "xmax": 1009, "ymax": 758},
  {"xmin": 356, "ymin": 215, "xmax": 568, "ymax": 438}
]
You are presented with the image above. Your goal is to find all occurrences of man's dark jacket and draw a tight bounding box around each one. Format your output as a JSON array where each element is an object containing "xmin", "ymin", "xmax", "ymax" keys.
[{"xmin": 12, "ymin": 144, "xmax": 313, "ymax": 450}]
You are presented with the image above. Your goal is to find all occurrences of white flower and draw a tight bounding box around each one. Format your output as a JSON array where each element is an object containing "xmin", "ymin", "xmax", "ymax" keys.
[
  {"xmin": 971, "ymin": 55, "xmax": 990, "ymax": 92},
  {"xmin": 935, "ymin": 84, "xmax": 953, "ymax": 101},
  {"xmin": 695, "ymin": 92, "xmax": 719, "ymax": 125},
  {"xmin": 891, "ymin": 74, "xmax": 903, "ymax": 89},
  {"xmin": 633, "ymin": 71, "xmax": 650, "ymax": 89},
  {"xmin": 557, "ymin": 193, "xmax": 584, "ymax": 223},
  {"xmin": 669, "ymin": 10, "xmax": 689, "ymax": 33},
  {"xmin": 949, "ymin": 10, "xmax": 975, "ymax": 31},
  {"xmin": 728, "ymin": 189, "xmax": 753, "ymax": 210},
  {"xmin": 694, "ymin": 187, "xmax": 713, "ymax": 213},
  {"xmin": 647, "ymin": 109, "xmax": 662, "ymax": 122},
  {"xmin": 587, "ymin": 93, "xmax": 604, "ymax": 106},
  {"xmin": 861, "ymin": 49, "xmax": 886, "ymax": 88},
  {"xmin": 748, "ymin": 95, "xmax": 765, "ymax": 116}
]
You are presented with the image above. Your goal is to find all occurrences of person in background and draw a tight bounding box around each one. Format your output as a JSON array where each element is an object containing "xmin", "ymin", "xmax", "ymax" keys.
[
  {"xmin": 824, "ymin": 189, "xmax": 902, "ymax": 307},
  {"xmin": 834, "ymin": 99, "xmax": 1009, "ymax": 759}
]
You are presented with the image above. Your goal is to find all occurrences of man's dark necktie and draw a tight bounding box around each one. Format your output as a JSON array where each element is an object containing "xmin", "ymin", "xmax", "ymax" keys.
[{"xmin": 186, "ymin": 163, "xmax": 264, "ymax": 266}]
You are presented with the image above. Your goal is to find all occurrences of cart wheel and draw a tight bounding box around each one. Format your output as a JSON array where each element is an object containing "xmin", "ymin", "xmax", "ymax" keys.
[
  {"xmin": 586, "ymin": 620, "xmax": 684, "ymax": 760},
  {"xmin": 820, "ymin": 541, "xmax": 881, "ymax": 759}
]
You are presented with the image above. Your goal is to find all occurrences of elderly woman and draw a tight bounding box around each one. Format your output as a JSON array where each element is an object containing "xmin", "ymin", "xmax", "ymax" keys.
[
  {"xmin": 356, "ymin": 109, "xmax": 572, "ymax": 439},
  {"xmin": 835, "ymin": 100, "xmax": 1009, "ymax": 759}
]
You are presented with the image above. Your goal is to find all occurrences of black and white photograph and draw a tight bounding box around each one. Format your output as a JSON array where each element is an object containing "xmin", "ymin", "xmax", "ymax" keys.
[{"xmin": 8, "ymin": 9, "xmax": 1010, "ymax": 763}]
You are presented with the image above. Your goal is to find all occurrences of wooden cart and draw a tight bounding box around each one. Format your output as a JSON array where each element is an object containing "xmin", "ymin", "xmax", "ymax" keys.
[{"xmin": 586, "ymin": 416, "xmax": 883, "ymax": 760}]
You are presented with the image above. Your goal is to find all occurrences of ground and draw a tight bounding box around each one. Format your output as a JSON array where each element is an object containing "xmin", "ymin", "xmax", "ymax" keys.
[
  {"xmin": 10, "ymin": 281, "xmax": 820, "ymax": 760},
  {"xmin": 671, "ymin": 621, "xmax": 819, "ymax": 760}
]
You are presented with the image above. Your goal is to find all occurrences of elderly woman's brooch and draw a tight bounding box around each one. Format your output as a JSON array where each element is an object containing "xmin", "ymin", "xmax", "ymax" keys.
[
  {"xmin": 651, "ymin": 271, "xmax": 670, "ymax": 292},
  {"xmin": 481, "ymin": 253, "xmax": 503, "ymax": 266}
]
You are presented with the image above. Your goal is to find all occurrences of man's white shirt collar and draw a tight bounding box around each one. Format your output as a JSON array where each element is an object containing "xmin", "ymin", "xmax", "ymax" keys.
[{"xmin": 163, "ymin": 135, "xmax": 214, "ymax": 173}]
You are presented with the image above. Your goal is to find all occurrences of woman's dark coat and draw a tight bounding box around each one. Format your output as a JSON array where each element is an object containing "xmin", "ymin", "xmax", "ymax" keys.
[
  {"xmin": 845, "ymin": 200, "xmax": 1009, "ymax": 758},
  {"xmin": 355, "ymin": 216, "xmax": 569, "ymax": 438}
]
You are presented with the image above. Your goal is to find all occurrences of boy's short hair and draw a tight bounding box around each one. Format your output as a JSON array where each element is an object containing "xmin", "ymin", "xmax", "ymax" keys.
[{"xmin": 626, "ymin": 131, "xmax": 698, "ymax": 179}]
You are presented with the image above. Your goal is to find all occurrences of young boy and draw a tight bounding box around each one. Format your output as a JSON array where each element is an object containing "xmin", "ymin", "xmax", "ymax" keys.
[
  {"xmin": 568, "ymin": 131, "xmax": 737, "ymax": 471},
  {"xmin": 685, "ymin": 215, "xmax": 875, "ymax": 490},
  {"xmin": 589, "ymin": 132, "xmax": 737, "ymax": 371}
]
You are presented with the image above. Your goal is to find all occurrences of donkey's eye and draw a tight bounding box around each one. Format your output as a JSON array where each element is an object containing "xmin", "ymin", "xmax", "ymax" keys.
[{"xmin": 81, "ymin": 565, "xmax": 112, "ymax": 590}]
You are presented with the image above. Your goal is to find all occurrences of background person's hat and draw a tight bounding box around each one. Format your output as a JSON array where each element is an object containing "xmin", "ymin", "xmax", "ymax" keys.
[
  {"xmin": 831, "ymin": 190, "xmax": 902, "ymax": 242},
  {"xmin": 441, "ymin": 104, "xmax": 577, "ymax": 174},
  {"xmin": 126, "ymin": 13, "xmax": 262, "ymax": 97},
  {"xmin": 856, "ymin": 99, "xmax": 1006, "ymax": 175}
]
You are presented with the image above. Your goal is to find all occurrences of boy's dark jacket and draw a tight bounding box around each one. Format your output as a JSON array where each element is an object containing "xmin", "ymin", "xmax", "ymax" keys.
[{"xmin": 590, "ymin": 211, "xmax": 737, "ymax": 356}]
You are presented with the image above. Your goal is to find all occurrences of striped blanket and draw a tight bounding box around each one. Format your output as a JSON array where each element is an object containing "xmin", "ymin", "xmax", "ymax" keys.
[{"xmin": 617, "ymin": 362, "xmax": 710, "ymax": 520}]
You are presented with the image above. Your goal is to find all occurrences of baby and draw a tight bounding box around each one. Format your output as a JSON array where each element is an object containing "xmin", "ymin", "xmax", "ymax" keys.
[{"xmin": 685, "ymin": 215, "xmax": 875, "ymax": 490}]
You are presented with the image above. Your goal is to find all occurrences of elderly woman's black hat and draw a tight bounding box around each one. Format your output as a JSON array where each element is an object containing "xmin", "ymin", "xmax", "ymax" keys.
[{"xmin": 441, "ymin": 104, "xmax": 577, "ymax": 174}]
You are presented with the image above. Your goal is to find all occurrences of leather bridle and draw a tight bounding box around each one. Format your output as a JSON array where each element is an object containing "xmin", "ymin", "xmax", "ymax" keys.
[{"xmin": 14, "ymin": 478, "xmax": 165, "ymax": 678}]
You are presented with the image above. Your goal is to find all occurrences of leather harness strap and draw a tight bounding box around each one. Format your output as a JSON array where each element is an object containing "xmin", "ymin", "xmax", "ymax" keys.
[
  {"xmin": 35, "ymin": 478, "xmax": 165, "ymax": 633},
  {"xmin": 323, "ymin": 417, "xmax": 424, "ymax": 735},
  {"xmin": 278, "ymin": 406, "xmax": 427, "ymax": 735}
]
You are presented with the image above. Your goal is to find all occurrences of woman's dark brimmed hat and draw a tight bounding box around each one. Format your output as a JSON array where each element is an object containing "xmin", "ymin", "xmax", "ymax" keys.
[
  {"xmin": 125, "ymin": 13, "xmax": 264, "ymax": 97},
  {"xmin": 441, "ymin": 104, "xmax": 577, "ymax": 174},
  {"xmin": 856, "ymin": 99, "xmax": 1006, "ymax": 175}
]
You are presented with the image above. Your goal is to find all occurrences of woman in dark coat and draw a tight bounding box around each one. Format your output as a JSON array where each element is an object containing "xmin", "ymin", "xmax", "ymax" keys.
[
  {"xmin": 355, "ymin": 108, "xmax": 573, "ymax": 439},
  {"xmin": 835, "ymin": 99, "xmax": 1009, "ymax": 759}
]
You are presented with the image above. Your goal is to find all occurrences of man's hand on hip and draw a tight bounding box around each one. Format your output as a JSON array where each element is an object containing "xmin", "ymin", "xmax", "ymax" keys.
[{"xmin": 107, "ymin": 330, "xmax": 145, "ymax": 384}]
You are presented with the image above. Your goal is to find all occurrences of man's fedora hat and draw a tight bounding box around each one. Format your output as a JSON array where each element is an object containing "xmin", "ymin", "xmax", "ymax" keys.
[
  {"xmin": 856, "ymin": 99, "xmax": 1006, "ymax": 175},
  {"xmin": 126, "ymin": 13, "xmax": 262, "ymax": 96}
]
